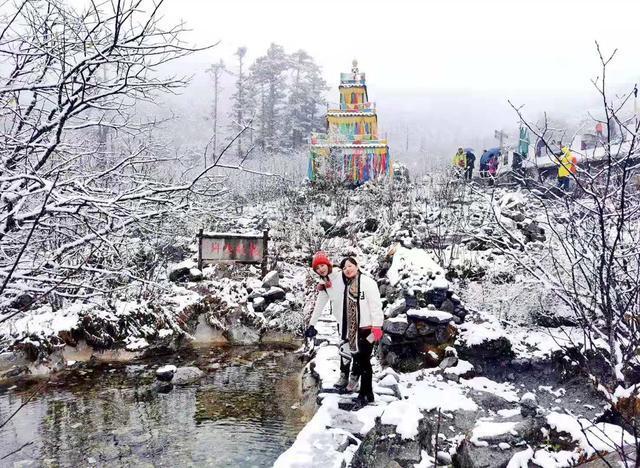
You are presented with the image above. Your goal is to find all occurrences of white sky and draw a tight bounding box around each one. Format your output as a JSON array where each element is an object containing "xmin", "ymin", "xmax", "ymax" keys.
[{"xmin": 165, "ymin": 0, "xmax": 640, "ymax": 94}]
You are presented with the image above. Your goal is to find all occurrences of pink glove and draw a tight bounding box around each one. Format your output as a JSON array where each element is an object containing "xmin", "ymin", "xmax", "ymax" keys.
[{"xmin": 371, "ymin": 327, "xmax": 383, "ymax": 342}]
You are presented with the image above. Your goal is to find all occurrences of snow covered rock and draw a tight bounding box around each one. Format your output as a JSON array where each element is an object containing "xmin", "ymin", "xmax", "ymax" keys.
[
  {"xmin": 171, "ymin": 366, "xmax": 204, "ymax": 385},
  {"xmin": 252, "ymin": 296, "xmax": 266, "ymax": 312},
  {"xmin": 383, "ymin": 315, "xmax": 409, "ymax": 335},
  {"xmin": 384, "ymin": 298, "xmax": 407, "ymax": 318},
  {"xmin": 261, "ymin": 271, "xmax": 280, "ymax": 288},
  {"xmin": 407, "ymin": 308, "xmax": 453, "ymax": 325},
  {"xmin": 224, "ymin": 324, "xmax": 261, "ymax": 345},
  {"xmin": 263, "ymin": 287, "xmax": 286, "ymax": 302},
  {"xmin": 155, "ymin": 364, "xmax": 177, "ymax": 381}
]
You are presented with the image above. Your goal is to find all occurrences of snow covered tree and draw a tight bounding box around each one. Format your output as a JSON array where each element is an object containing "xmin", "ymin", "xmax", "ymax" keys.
[
  {"xmin": 493, "ymin": 45, "xmax": 640, "ymax": 391},
  {"xmin": 249, "ymin": 43, "xmax": 290, "ymax": 153},
  {"xmin": 285, "ymin": 50, "xmax": 328, "ymax": 149},
  {"xmin": 229, "ymin": 46, "xmax": 254, "ymax": 158},
  {"xmin": 0, "ymin": 0, "xmax": 248, "ymax": 316}
]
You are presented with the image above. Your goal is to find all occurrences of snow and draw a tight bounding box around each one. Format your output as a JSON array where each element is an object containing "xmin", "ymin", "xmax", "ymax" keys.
[
  {"xmin": 460, "ymin": 377, "xmax": 520, "ymax": 402},
  {"xmin": 546, "ymin": 412, "xmax": 636, "ymax": 457},
  {"xmin": 459, "ymin": 317, "xmax": 508, "ymax": 347},
  {"xmin": 381, "ymin": 400, "xmax": 423, "ymax": 439},
  {"xmin": 125, "ymin": 337, "xmax": 148, "ymax": 351},
  {"xmin": 470, "ymin": 420, "xmax": 518, "ymax": 447},
  {"xmin": 507, "ymin": 447, "xmax": 534, "ymax": 468},
  {"xmin": 156, "ymin": 364, "xmax": 177, "ymax": 374},
  {"xmin": 407, "ymin": 309, "xmax": 453, "ymax": 322},
  {"xmin": 387, "ymin": 246, "xmax": 443, "ymax": 286},
  {"xmin": 444, "ymin": 359, "xmax": 474, "ymax": 376}
]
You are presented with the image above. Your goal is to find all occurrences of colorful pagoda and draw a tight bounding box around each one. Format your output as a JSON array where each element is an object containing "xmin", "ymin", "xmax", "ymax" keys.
[{"xmin": 308, "ymin": 60, "xmax": 391, "ymax": 185}]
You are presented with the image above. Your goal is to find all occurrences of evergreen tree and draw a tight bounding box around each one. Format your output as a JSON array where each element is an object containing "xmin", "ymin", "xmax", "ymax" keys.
[
  {"xmin": 229, "ymin": 46, "xmax": 254, "ymax": 158},
  {"xmin": 286, "ymin": 50, "xmax": 328, "ymax": 149},
  {"xmin": 249, "ymin": 43, "xmax": 290, "ymax": 153}
]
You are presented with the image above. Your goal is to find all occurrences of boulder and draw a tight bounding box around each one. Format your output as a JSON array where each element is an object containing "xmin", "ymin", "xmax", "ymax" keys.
[
  {"xmin": 188, "ymin": 268, "xmax": 203, "ymax": 281},
  {"xmin": 168, "ymin": 266, "xmax": 190, "ymax": 282},
  {"xmin": 385, "ymin": 299, "xmax": 408, "ymax": 318},
  {"xmin": 263, "ymin": 287, "xmax": 286, "ymax": 302},
  {"xmin": 224, "ymin": 324, "xmax": 261, "ymax": 345},
  {"xmin": 261, "ymin": 271, "xmax": 280, "ymax": 288},
  {"xmin": 171, "ymin": 366, "xmax": 204, "ymax": 385},
  {"xmin": 248, "ymin": 288, "xmax": 267, "ymax": 300},
  {"xmin": 252, "ymin": 297, "xmax": 266, "ymax": 312},
  {"xmin": 383, "ymin": 316, "xmax": 409, "ymax": 336},
  {"xmin": 155, "ymin": 364, "xmax": 177, "ymax": 381},
  {"xmin": 456, "ymin": 438, "xmax": 517, "ymax": 468}
]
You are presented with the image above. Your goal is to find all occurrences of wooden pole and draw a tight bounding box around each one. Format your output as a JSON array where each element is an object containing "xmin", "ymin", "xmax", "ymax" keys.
[
  {"xmin": 262, "ymin": 230, "xmax": 269, "ymax": 278},
  {"xmin": 197, "ymin": 228, "xmax": 203, "ymax": 270}
]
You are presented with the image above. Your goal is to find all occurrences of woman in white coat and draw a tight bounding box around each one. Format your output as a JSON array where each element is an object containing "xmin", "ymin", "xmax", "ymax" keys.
[{"xmin": 338, "ymin": 257, "xmax": 383, "ymax": 407}]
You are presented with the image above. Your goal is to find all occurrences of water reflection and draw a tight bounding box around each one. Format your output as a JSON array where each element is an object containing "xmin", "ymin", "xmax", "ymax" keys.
[{"xmin": 0, "ymin": 345, "xmax": 309, "ymax": 467}]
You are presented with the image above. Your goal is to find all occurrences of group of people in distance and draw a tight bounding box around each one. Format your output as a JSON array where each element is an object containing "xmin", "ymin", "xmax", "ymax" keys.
[
  {"xmin": 453, "ymin": 147, "xmax": 499, "ymax": 181},
  {"xmin": 304, "ymin": 252, "xmax": 383, "ymax": 410}
]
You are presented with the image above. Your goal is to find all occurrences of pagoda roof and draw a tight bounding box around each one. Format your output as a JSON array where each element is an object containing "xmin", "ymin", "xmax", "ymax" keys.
[{"xmin": 339, "ymin": 83, "xmax": 367, "ymax": 88}]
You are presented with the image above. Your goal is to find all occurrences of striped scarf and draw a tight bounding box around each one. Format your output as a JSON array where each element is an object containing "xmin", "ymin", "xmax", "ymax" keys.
[{"xmin": 346, "ymin": 275, "xmax": 360, "ymax": 353}]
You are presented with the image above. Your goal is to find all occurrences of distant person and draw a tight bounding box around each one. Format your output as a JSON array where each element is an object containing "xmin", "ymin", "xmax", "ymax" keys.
[
  {"xmin": 452, "ymin": 147, "xmax": 466, "ymax": 178},
  {"xmin": 595, "ymin": 122, "xmax": 604, "ymax": 139},
  {"xmin": 557, "ymin": 146, "xmax": 577, "ymax": 191},
  {"xmin": 479, "ymin": 149, "xmax": 489, "ymax": 177},
  {"xmin": 465, "ymin": 150, "xmax": 476, "ymax": 180},
  {"xmin": 488, "ymin": 154, "xmax": 499, "ymax": 185},
  {"xmin": 535, "ymin": 138, "xmax": 545, "ymax": 158}
]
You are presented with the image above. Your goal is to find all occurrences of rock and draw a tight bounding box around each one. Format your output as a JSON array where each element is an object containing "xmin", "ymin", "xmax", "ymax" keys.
[
  {"xmin": 9, "ymin": 294, "xmax": 34, "ymax": 310},
  {"xmin": 385, "ymin": 299, "xmax": 407, "ymax": 318},
  {"xmin": 363, "ymin": 218, "xmax": 379, "ymax": 232},
  {"xmin": 188, "ymin": 268, "xmax": 203, "ymax": 281},
  {"xmin": 459, "ymin": 336, "xmax": 514, "ymax": 361},
  {"xmin": 155, "ymin": 364, "xmax": 177, "ymax": 381},
  {"xmin": 152, "ymin": 380, "xmax": 173, "ymax": 394},
  {"xmin": 456, "ymin": 438, "xmax": 516, "ymax": 468},
  {"xmin": 405, "ymin": 323, "xmax": 418, "ymax": 339},
  {"xmin": 263, "ymin": 287, "xmax": 286, "ymax": 302},
  {"xmin": 436, "ymin": 450, "xmax": 452, "ymax": 465},
  {"xmin": 440, "ymin": 299, "xmax": 455, "ymax": 313},
  {"xmin": 416, "ymin": 321, "xmax": 435, "ymax": 336},
  {"xmin": 171, "ymin": 366, "xmax": 204, "ymax": 385},
  {"xmin": 264, "ymin": 302, "xmax": 285, "ymax": 318},
  {"xmin": 252, "ymin": 297, "xmax": 266, "ymax": 312},
  {"xmin": 168, "ymin": 266, "xmax": 190, "ymax": 282},
  {"xmin": 383, "ymin": 316, "xmax": 409, "ymax": 336},
  {"xmin": 470, "ymin": 391, "xmax": 517, "ymax": 412},
  {"xmin": 224, "ymin": 324, "xmax": 261, "ymax": 345},
  {"xmin": 248, "ymin": 288, "xmax": 267, "ymax": 300},
  {"xmin": 439, "ymin": 355, "xmax": 458, "ymax": 370},
  {"xmin": 261, "ymin": 271, "xmax": 280, "ymax": 288},
  {"xmin": 520, "ymin": 392, "xmax": 538, "ymax": 418}
]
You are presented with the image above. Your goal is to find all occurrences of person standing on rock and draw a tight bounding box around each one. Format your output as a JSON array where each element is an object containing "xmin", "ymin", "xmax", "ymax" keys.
[
  {"xmin": 338, "ymin": 257, "xmax": 384, "ymax": 409},
  {"xmin": 305, "ymin": 251, "xmax": 351, "ymax": 389}
]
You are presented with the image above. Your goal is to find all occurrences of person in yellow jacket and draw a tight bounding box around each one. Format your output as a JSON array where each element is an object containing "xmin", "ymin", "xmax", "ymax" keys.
[
  {"xmin": 557, "ymin": 146, "xmax": 577, "ymax": 191},
  {"xmin": 453, "ymin": 147, "xmax": 466, "ymax": 178}
]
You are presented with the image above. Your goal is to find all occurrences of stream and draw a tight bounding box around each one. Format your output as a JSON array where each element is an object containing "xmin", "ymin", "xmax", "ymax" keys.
[{"xmin": 0, "ymin": 344, "xmax": 311, "ymax": 467}]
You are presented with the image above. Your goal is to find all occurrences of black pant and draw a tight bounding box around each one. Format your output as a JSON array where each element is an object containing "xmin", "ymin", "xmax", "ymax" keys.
[
  {"xmin": 464, "ymin": 167, "xmax": 473, "ymax": 180},
  {"xmin": 340, "ymin": 329, "xmax": 374, "ymax": 400}
]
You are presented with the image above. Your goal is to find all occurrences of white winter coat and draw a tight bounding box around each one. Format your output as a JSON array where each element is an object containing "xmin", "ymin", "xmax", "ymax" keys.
[{"xmin": 309, "ymin": 271, "xmax": 383, "ymax": 333}]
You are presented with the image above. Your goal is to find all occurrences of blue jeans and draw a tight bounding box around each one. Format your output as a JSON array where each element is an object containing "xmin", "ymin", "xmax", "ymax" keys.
[{"xmin": 558, "ymin": 176, "xmax": 570, "ymax": 191}]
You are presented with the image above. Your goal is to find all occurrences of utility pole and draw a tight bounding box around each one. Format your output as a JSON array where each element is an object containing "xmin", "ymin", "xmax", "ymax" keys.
[
  {"xmin": 207, "ymin": 60, "xmax": 226, "ymax": 166},
  {"xmin": 494, "ymin": 129, "xmax": 508, "ymax": 159}
]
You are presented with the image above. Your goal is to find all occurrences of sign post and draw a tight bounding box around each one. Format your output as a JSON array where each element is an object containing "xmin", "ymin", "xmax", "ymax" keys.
[{"xmin": 197, "ymin": 230, "xmax": 269, "ymax": 277}]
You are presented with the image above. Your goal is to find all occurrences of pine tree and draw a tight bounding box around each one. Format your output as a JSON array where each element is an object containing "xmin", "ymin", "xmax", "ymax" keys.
[
  {"xmin": 229, "ymin": 46, "xmax": 254, "ymax": 158},
  {"xmin": 286, "ymin": 50, "xmax": 328, "ymax": 149},
  {"xmin": 249, "ymin": 43, "xmax": 290, "ymax": 153}
]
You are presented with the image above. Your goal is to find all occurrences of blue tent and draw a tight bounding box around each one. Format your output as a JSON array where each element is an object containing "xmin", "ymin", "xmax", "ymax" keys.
[{"xmin": 480, "ymin": 147, "xmax": 501, "ymax": 166}]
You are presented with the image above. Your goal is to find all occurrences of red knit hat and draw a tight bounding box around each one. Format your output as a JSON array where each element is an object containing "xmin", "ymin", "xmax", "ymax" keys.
[{"xmin": 311, "ymin": 251, "xmax": 333, "ymax": 273}]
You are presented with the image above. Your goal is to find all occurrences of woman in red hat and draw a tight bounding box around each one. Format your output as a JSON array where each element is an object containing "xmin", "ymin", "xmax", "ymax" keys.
[
  {"xmin": 306, "ymin": 252, "xmax": 383, "ymax": 408},
  {"xmin": 306, "ymin": 251, "xmax": 351, "ymax": 389}
]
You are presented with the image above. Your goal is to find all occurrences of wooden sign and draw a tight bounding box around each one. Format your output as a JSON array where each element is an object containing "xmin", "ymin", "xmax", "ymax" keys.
[{"xmin": 197, "ymin": 230, "xmax": 269, "ymax": 276}]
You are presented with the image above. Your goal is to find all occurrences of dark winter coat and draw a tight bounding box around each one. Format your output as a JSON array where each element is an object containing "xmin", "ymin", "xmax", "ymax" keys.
[{"xmin": 466, "ymin": 151, "xmax": 476, "ymax": 168}]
